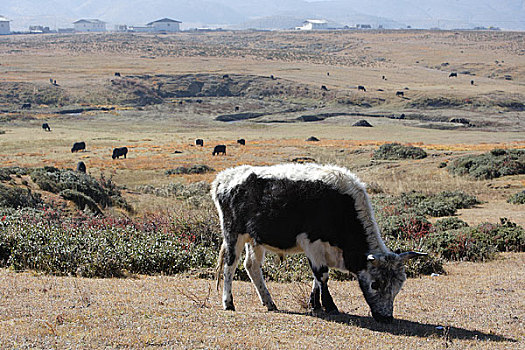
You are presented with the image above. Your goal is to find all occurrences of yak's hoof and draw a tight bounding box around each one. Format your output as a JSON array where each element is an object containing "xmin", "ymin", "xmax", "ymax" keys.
[
  {"xmin": 224, "ymin": 302, "xmax": 235, "ymax": 311},
  {"xmin": 266, "ymin": 303, "xmax": 278, "ymax": 312}
]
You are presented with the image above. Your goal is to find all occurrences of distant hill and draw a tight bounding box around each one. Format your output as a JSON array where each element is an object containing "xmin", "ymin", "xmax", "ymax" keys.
[{"xmin": 1, "ymin": 0, "xmax": 523, "ymax": 31}]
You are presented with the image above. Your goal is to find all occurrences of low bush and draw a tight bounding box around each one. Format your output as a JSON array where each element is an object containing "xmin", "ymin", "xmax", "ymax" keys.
[
  {"xmin": 30, "ymin": 167, "xmax": 130, "ymax": 212},
  {"xmin": 0, "ymin": 184, "xmax": 42, "ymax": 209},
  {"xmin": 373, "ymin": 143, "xmax": 427, "ymax": 160},
  {"xmin": 433, "ymin": 217, "xmax": 469, "ymax": 231},
  {"xmin": 424, "ymin": 218, "xmax": 524, "ymax": 261},
  {"xmin": 0, "ymin": 167, "xmax": 29, "ymax": 181},
  {"xmin": 0, "ymin": 209, "xmax": 220, "ymax": 277},
  {"xmin": 447, "ymin": 149, "xmax": 525, "ymax": 180},
  {"xmin": 165, "ymin": 165, "xmax": 214, "ymax": 175},
  {"xmin": 507, "ymin": 190, "xmax": 525, "ymax": 205}
]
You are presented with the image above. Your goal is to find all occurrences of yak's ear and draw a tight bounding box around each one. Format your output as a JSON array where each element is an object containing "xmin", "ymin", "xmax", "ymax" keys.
[
  {"xmin": 399, "ymin": 251, "xmax": 427, "ymax": 261},
  {"xmin": 367, "ymin": 254, "xmax": 381, "ymax": 266}
]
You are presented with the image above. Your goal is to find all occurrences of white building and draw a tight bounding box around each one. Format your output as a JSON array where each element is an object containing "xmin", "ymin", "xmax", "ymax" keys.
[
  {"xmin": 146, "ymin": 18, "xmax": 181, "ymax": 32},
  {"xmin": 295, "ymin": 19, "xmax": 328, "ymax": 31},
  {"xmin": 0, "ymin": 16, "xmax": 10, "ymax": 35},
  {"xmin": 73, "ymin": 19, "xmax": 106, "ymax": 32}
]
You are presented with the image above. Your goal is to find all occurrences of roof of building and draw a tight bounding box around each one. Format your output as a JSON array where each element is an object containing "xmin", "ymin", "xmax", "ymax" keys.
[
  {"xmin": 73, "ymin": 19, "xmax": 106, "ymax": 24},
  {"xmin": 0, "ymin": 16, "xmax": 10, "ymax": 22},
  {"xmin": 304, "ymin": 19, "xmax": 327, "ymax": 24},
  {"xmin": 147, "ymin": 18, "xmax": 182, "ymax": 25}
]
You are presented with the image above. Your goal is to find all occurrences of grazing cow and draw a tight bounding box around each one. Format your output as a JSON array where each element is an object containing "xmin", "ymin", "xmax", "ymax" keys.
[
  {"xmin": 327, "ymin": 72, "xmax": 330, "ymax": 76},
  {"xmin": 396, "ymin": 91, "xmax": 404, "ymax": 97},
  {"xmin": 223, "ymin": 74, "xmax": 230, "ymax": 79},
  {"xmin": 321, "ymin": 85, "xmax": 329, "ymax": 91},
  {"xmin": 42, "ymin": 123, "xmax": 51, "ymax": 132},
  {"xmin": 195, "ymin": 139, "xmax": 204, "ymax": 147},
  {"xmin": 237, "ymin": 139, "xmax": 245, "ymax": 146},
  {"xmin": 76, "ymin": 161, "xmax": 86, "ymax": 173},
  {"xmin": 21, "ymin": 103, "xmax": 31, "ymax": 109},
  {"xmin": 71, "ymin": 142, "xmax": 86, "ymax": 153},
  {"xmin": 49, "ymin": 78, "xmax": 53, "ymax": 84},
  {"xmin": 471, "ymin": 80, "xmax": 474, "ymax": 85},
  {"xmin": 114, "ymin": 72, "xmax": 121, "ymax": 77},
  {"xmin": 358, "ymin": 85, "xmax": 366, "ymax": 92},
  {"xmin": 213, "ymin": 164, "xmax": 426, "ymax": 323},
  {"xmin": 270, "ymin": 75, "xmax": 276, "ymax": 80},
  {"xmin": 382, "ymin": 75, "xmax": 386, "ymax": 80},
  {"xmin": 235, "ymin": 106, "xmax": 240, "ymax": 111},
  {"xmin": 212, "ymin": 145, "xmax": 227, "ymax": 156},
  {"xmin": 112, "ymin": 147, "xmax": 128, "ymax": 159},
  {"xmin": 449, "ymin": 72, "xmax": 457, "ymax": 78}
]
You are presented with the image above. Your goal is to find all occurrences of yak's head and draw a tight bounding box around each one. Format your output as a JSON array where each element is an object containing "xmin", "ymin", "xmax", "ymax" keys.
[{"xmin": 357, "ymin": 251, "xmax": 426, "ymax": 323}]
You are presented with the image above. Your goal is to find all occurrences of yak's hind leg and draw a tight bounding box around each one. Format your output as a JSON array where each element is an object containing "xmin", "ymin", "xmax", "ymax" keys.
[
  {"xmin": 222, "ymin": 235, "xmax": 248, "ymax": 311},
  {"xmin": 244, "ymin": 243, "xmax": 277, "ymax": 311}
]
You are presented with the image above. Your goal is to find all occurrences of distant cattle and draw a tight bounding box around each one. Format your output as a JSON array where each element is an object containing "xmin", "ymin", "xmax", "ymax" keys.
[
  {"xmin": 327, "ymin": 72, "xmax": 330, "ymax": 76},
  {"xmin": 449, "ymin": 72, "xmax": 457, "ymax": 78},
  {"xmin": 235, "ymin": 106, "xmax": 240, "ymax": 111},
  {"xmin": 112, "ymin": 147, "xmax": 128, "ymax": 159},
  {"xmin": 49, "ymin": 78, "xmax": 53, "ymax": 84},
  {"xmin": 396, "ymin": 91, "xmax": 404, "ymax": 97},
  {"xmin": 306, "ymin": 136, "xmax": 320, "ymax": 142},
  {"xmin": 114, "ymin": 72, "xmax": 121, "ymax": 77},
  {"xmin": 223, "ymin": 74, "xmax": 230, "ymax": 79},
  {"xmin": 42, "ymin": 123, "xmax": 51, "ymax": 132},
  {"xmin": 71, "ymin": 142, "xmax": 86, "ymax": 153},
  {"xmin": 270, "ymin": 75, "xmax": 276, "ymax": 80},
  {"xmin": 358, "ymin": 85, "xmax": 366, "ymax": 92},
  {"xmin": 237, "ymin": 139, "xmax": 245, "ymax": 146},
  {"xmin": 471, "ymin": 80, "xmax": 475, "ymax": 85},
  {"xmin": 21, "ymin": 103, "xmax": 31, "ymax": 109},
  {"xmin": 382, "ymin": 75, "xmax": 386, "ymax": 80},
  {"xmin": 195, "ymin": 139, "xmax": 204, "ymax": 147},
  {"xmin": 321, "ymin": 85, "xmax": 329, "ymax": 91},
  {"xmin": 213, "ymin": 145, "xmax": 227, "ymax": 156},
  {"xmin": 76, "ymin": 161, "xmax": 86, "ymax": 173}
]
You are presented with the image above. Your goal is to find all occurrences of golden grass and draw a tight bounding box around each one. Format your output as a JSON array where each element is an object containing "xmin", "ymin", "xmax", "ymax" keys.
[{"xmin": 0, "ymin": 253, "xmax": 522, "ymax": 349}]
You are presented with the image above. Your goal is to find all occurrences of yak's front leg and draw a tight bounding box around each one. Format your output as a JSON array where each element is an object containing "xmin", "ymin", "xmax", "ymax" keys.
[{"xmin": 310, "ymin": 264, "xmax": 338, "ymax": 314}]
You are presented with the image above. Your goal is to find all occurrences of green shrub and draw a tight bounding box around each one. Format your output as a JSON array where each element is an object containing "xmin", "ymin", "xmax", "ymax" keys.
[
  {"xmin": 373, "ymin": 143, "xmax": 427, "ymax": 160},
  {"xmin": 0, "ymin": 167, "xmax": 29, "ymax": 181},
  {"xmin": 433, "ymin": 217, "xmax": 469, "ymax": 231},
  {"xmin": 448, "ymin": 149, "xmax": 525, "ymax": 180},
  {"xmin": 0, "ymin": 184, "xmax": 43, "ymax": 209},
  {"xmin": 165, "ymin": 165, "xmax": 214, "ymax": 175},
  {"xmin": 60, "ymin": 189, "xmax": 102, "ymax": 215},
  {"xmin": 507, "ymin": 190, "xmax": 525, "ymax": 205},
  {"xmin": 30, "ymin": 167, "xmax": 130, "ymax": 211},
  {"xmin": 424, "ymin": 228, "xmax": 497, "ymax": 262}
]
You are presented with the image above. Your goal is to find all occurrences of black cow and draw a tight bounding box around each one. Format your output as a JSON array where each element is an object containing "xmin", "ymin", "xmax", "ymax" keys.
[
  {"xmin": 71, "ymin": 142, "xmax": 86, "ymax": 153},
  {"xmin": 449, "ymin": 72, "xmax": 457, "ymax": 78},
  {"xmin": 358, "ymin": 85, "xmax": 366, "ymax": 92},
  {"xmin": 114, "ymin": 72, "xmax": 121, "ymax": 77},
  {"xmin": 195, "ymin": 139, "xmax": 204, "ymax": 146},
  {"xmin": 112, "ymin": 147, "xmax": 128, "ymax": 159},
  {"xmin": 76, "ymin": 161, "xmax": 86, "ymax": 173},
  {"xmin": 235, "ymin": 106, "xmax": 240, "ymax": 111},
  {"xmin": 21, "ymin": 103, "xmax": 31, "ymax": 109},
  {"xmin": 396, "ymin": 91, "xmax": 404, "ymax": 97},
  {"xmin": 321, "ymin": 85, "xmax": 329, "ymax": 91},
  {"xmin": 212, "ymin": 145, "xmax": 226, "ymax": 156},
  {"xmin": 237, "ymin": 139, "xmax": 245, "ymax": 146},
  {"xmin": 212, "ymin": 164, "xmax": 426, "ymax": 323},
  {"xmin": 42, "ymin": 123, "xmax": 51, "ymax": 132},
  {"xmin": 471, "ymin": 80, "xmax": 475, "ymax": 85}
]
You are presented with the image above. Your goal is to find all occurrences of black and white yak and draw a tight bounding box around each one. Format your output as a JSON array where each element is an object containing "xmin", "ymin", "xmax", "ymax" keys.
[{"xmin": 212, "ymin": 163, "xmax": 425, "ymax": 323}]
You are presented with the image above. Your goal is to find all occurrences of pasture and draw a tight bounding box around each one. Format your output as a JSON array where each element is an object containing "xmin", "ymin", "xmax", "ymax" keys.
[{"xmin": 0, "ymin": 30, "xmax": 524, "ymax": 348}]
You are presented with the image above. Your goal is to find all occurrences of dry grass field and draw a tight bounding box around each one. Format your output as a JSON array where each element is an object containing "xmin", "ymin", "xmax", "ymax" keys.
[{"xmin": 0, "ymin": 30, "xmax": 524, "ymax": 348}]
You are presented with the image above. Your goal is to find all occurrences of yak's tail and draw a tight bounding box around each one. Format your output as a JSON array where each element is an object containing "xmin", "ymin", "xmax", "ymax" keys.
[{"xmin": 215, "ymin": 243, "xmax": 225, "ymax": 291}]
